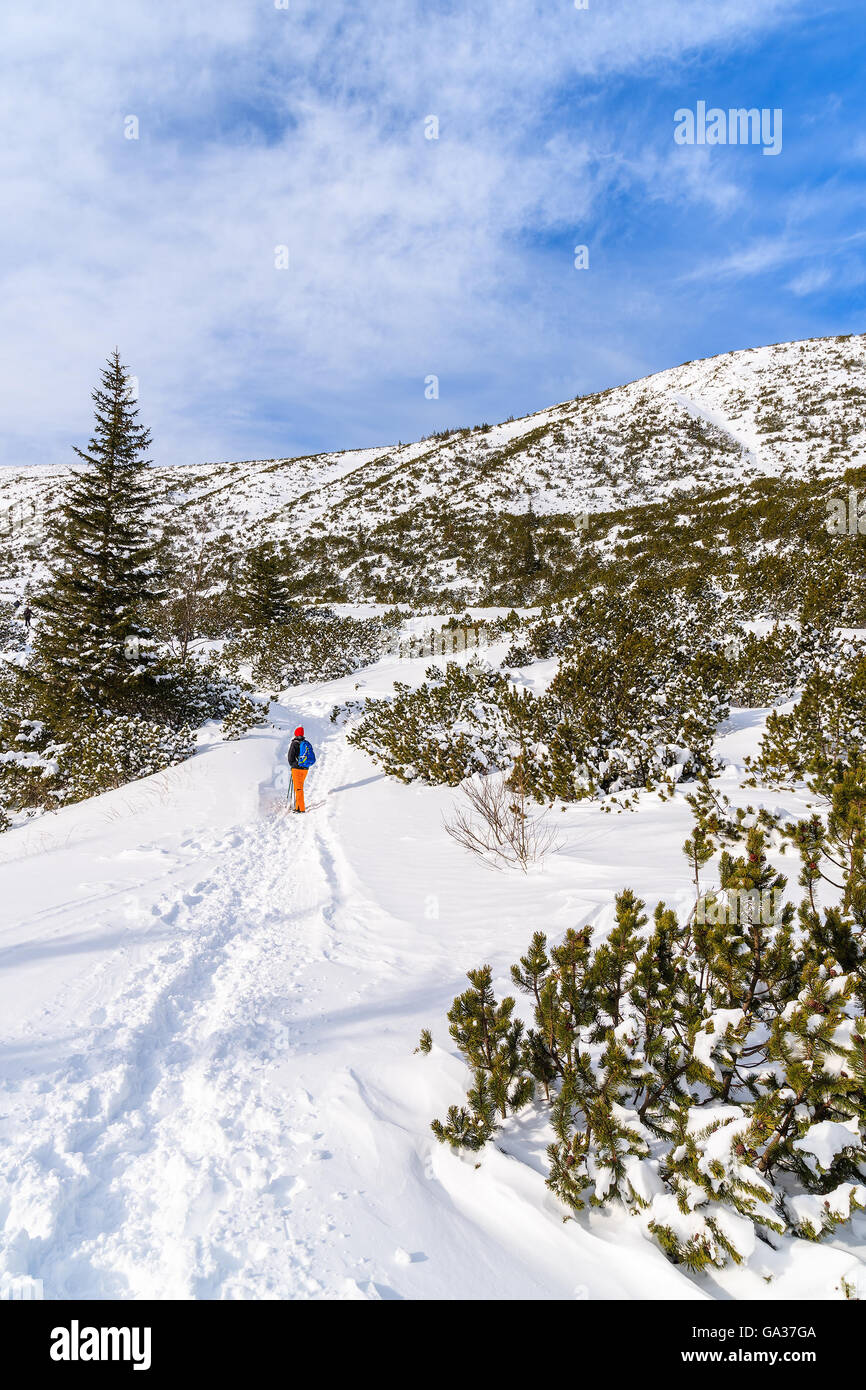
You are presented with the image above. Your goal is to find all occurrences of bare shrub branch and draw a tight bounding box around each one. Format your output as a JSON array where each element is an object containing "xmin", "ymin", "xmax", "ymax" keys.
[{"xmin": 443, "ymin": 769, "xmax": 561, "ymax": 872}]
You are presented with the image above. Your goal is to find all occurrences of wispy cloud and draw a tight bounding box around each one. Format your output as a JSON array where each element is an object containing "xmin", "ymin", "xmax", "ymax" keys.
[
  {"xmin": 679, "ymin": 237, "xmax": 804, "ymax": 283},
  {"xmin": 787, "ymin": 266, "xmax": 832, "ymax": 296}
]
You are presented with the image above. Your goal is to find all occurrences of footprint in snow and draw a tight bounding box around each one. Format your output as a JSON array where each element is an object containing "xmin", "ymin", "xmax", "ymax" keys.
[
  {"xmin": 267, "ymin": 1174, "xmax": 307, "ymax": 1200},
  {"xmin": 285, "ymin": 1128, "xmax": 313, "ymax": 1144}
]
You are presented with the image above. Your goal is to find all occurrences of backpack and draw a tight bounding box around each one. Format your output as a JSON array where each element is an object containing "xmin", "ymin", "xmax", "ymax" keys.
[{"xmin": 297, "ymin": 738, "xmax": 316, "ymax": 768}]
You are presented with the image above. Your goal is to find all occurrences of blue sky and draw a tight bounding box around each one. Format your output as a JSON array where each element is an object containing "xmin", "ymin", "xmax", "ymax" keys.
[{"xmin": 0, "ymin": 0, "xmax": 864, "ymax": 468}]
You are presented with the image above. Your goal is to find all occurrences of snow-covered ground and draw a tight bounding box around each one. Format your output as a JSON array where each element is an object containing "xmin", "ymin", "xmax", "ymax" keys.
[{"xmin": 1, "ymin": 652, "xmax": 864, "ymax": 1301}]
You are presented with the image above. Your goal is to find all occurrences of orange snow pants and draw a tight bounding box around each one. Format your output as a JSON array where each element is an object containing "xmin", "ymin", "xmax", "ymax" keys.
[{"xmin": 292, "ymin": 767, "xmax": 308, "ymax": 812}]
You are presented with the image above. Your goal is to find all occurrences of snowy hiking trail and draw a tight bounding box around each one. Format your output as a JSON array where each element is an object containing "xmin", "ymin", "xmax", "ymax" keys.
[
  {"xmin": 0, "ymin": 705, "xmax": 685, "ymax": 1301},
  {"xmin": 1, "ymin": 678, "xmax": 864, "ymax": 1301},
  {"xmin": 0, "ymin": 714, "xmax": 416, "ymax": 1300}
]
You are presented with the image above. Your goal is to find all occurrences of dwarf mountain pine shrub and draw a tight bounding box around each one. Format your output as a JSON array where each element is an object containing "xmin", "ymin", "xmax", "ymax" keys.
[
  {"xmin": 426, "ymin": 824, "xmax": 866, "ymax": 1271},
  {"xmin": 347, "ymin": 660, "xmax": 514, "ymax": 785},
  {"xmin": 348, "ymin": 627, "xmax": 729, "ymax": 802},
  {"xmin": 54, "ymin": 714, "xmax": 196, "ymax": 803},
  {"xmin": 221, "ymin": 694, "xmax": 268, "ymax": 740},
  {"xmin": 225, "ymin": 608, "xmax": 400, "ymax": 689},
  {"xmin": 752, "ymin": 649, "xmax": 866, "ymax": 792}
]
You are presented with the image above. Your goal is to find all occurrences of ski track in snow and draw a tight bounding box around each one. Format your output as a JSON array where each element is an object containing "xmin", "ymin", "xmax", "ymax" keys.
[{"xmin": 670, "ymin": 391, "xmax": 763, "ymax": 472}]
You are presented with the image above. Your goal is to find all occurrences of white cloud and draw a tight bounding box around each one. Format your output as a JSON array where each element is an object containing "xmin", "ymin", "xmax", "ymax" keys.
[{"xmin": 0, "ymin": 0, "xmax": 810, "ymax": 466}]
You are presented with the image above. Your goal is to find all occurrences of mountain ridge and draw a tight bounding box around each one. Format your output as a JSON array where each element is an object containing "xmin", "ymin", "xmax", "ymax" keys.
[{"xmin": 2, "ymin": 332, "xmax": 864, "ymax": 597}]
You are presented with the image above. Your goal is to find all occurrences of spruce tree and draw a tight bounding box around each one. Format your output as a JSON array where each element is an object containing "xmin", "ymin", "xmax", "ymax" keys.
[
  {"xmin": 30, "ymin": 350, "xmax": 161, "ymax": 718},
  {"xmin": 233, "ymin": 544, "xmax": 298, "ymax": 631}
]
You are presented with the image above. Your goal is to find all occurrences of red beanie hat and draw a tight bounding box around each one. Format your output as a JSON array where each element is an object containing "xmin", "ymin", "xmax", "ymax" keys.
[{"xmin": 294, "ymin": 726, "xmax": 304, "ymax": 737}]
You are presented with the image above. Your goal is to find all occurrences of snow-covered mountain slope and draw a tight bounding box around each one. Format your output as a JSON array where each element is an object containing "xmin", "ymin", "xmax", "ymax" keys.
[
  {"xmin": 2, "ymin": 334, "xmax": 864, "ymax": 584},
  {"xmin": 1, "ymin": 647, "xmax": 863, "ymax": 1300}
]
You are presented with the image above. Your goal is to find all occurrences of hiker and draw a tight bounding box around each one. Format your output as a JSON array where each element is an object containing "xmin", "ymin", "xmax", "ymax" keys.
[
  {"xmin": 21, "ymin": 604, "xmax": 32, "ymax": 632},
  {"xmin": 287, "ymin": 725, "xmax": 316, "ymax": 813}
]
